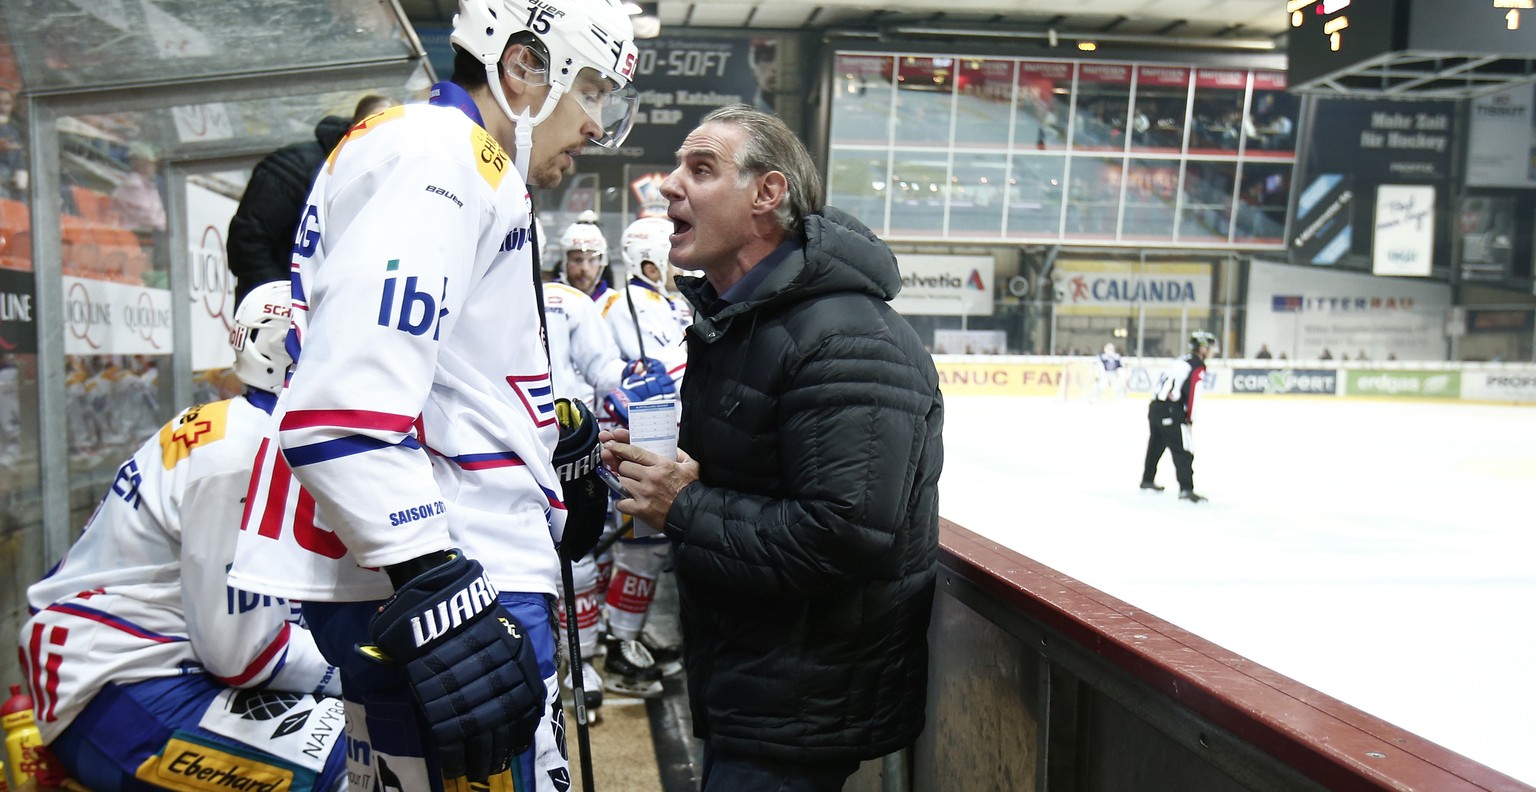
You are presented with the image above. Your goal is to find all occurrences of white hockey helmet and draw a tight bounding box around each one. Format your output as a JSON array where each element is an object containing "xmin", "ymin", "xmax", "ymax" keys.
[
  {"xmin": 560, "ymin": 220, "xmax": 607, "ymax": 268},
  {"xmin": 229, "ymin": 280, "xmax": 293, "ymax": 394},
  {"xmin": 449, "ymin": 0, "xmax": 640, "ymax": 149},
  {"xmin": 621, "ymin": 216, "xmax": 673, "ymax": 288}
]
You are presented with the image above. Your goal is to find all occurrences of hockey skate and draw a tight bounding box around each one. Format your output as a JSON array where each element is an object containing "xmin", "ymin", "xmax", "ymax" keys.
[
  {"xmin": 601, "ymin": 634, "xmax": 665, "ymax": 698},
  {"xmin": 1139, "ymin": 481, "xmax": 1165, "ymax": 491},
  {"xmin": 562, "ymin": 660, "xmax": 605, "ymax": 712},
  {"xmin": 639, "ymin": 630, "xmax": 683, "ymax": 677},
  {"xmin": 1178, "ymin": 490, "xmax": 1207, "ymax": 503}
]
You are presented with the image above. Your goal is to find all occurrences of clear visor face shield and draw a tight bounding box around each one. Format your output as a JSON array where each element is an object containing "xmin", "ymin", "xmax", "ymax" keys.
[{"xmin": 570, "ymin": 68, "xmax": 639, "ymax": 149}]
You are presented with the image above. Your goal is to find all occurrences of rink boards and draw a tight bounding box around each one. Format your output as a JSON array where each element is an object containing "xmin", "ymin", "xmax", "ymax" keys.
[
  {"xmin": 936, "ymin": 391, "xmax": 1536, "ymax": 786},
  {"xmin": 934, "ymin": 355, "xmax": 1536, "ymax": 405}
]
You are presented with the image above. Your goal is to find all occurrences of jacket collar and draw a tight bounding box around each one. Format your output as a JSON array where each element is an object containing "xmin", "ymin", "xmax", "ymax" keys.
[{"xmin": 680, "ymin": 207, "xmax": 899, "ymax": 344}]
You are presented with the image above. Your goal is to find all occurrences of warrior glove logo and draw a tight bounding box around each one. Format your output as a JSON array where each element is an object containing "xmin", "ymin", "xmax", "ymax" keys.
[
  {"xmin": 410, "ymin": 572, "xmax": 498, "ymax": 647},
  {"xmin": 555, "ymin": 445, "xmax": 601, "ymax": 482}
]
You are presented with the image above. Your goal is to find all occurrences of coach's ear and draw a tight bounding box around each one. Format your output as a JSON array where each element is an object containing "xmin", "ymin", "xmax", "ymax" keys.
[{"xmin": 752, "ymin": 170, "xmax": 787, "ymax": 219}]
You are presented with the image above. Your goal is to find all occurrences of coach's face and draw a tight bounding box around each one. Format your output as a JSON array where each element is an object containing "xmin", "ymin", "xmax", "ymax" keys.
[{"xmin": 659, "ymin": 122, "xmax": 758, "ymax": 280}]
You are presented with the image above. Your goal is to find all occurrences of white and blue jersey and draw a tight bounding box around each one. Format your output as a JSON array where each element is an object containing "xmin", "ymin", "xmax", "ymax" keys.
[
  {"xmin": 544, "ymin": 280, "xmax": 627, "ymax": 406},
  {"xmin": 21, "ymin": 392, "xmax": 340, "ymax": 743},
  {"xmin": 230, "ymin": 99, "xmax": 567, "ymax": 603},
  {"xmin": 598, "ymin": 278, "xmax": 689, "ymax": 388}
]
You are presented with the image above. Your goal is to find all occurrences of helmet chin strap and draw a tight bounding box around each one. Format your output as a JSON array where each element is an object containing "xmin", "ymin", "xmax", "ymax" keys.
[
  {"xmin": 513, "ymin": 106, "xmax": 534, "ymax": 179},
  {"xmin": 483, "ymin": 60, "xmax": 567, "ymax": 182}
]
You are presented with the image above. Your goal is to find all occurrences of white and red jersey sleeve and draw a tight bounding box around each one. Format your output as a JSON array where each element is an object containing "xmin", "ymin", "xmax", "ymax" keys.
[
  {"xmin": 231, "ymin": 103, "xmax": 564, "ymax": 603},
  {"xmin": 544, "ymin": 280, "xmax": 626, "ymax": 407},
  {"xmin": 600, "ymin": 281, "xmax": 689, "ymax": 389}
]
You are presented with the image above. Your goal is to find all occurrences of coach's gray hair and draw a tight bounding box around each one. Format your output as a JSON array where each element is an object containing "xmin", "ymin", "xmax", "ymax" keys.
[{"xmin": 699, "ymin": 104, "xmax": 824, "ymax": 236}]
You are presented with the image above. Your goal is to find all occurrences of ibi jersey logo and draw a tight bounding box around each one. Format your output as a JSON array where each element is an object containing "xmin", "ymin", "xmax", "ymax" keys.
[{"xmin": 378, "ymin": 259, "xmax": 448, "ymax": 339}]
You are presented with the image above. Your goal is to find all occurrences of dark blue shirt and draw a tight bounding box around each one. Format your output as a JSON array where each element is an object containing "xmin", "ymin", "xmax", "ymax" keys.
[{"xmin": 720, "ymin": 238, "xmax": 801, "ymax": 305}]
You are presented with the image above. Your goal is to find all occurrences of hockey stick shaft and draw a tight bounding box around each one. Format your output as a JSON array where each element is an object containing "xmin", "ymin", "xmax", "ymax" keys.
[{"xmin": 560, "ymin": 556, "xmax": 597, "ymax": 791}]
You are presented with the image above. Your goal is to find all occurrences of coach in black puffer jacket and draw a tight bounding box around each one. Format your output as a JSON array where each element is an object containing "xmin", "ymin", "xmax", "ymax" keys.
[
  {"xmin": 601, "ymin": 106, "xmax": 943, "ymax": 784},
  {"xmin": 226, "ymin": 115, "xmax": 349, "ymax": 305}
]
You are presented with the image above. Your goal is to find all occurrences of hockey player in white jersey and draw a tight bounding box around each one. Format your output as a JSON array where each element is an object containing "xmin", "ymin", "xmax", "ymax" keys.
[
  {"xmin": 227, "ymin": 1, "xmax": 639, "ymax": 789},
  {"xmin": 600, "ymin": 215, "xmax": 689, "ymax": 422},
  {"xmin": 1091, "ymin": 342, "xmax": 1125, "ymax": 401},
  {"xmin": 543, "ymin": 262, "xmax": 673, "ymax": 707},
  {"xmin": 589, "ymin": 216, "xmax": 690, "ymax": 687},
  {"xmin": 557, "ymin": 217, "xmax": 616, "ymax": 302},
  {"xmin": 19, "ymin": 282, "xmax": 350, "ymax": 792}
]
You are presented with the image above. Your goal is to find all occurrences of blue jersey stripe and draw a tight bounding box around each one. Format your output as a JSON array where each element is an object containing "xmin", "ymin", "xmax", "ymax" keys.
[{"xmin": 284, "ymin": 434, "xmax": 422, "ymax": 468}]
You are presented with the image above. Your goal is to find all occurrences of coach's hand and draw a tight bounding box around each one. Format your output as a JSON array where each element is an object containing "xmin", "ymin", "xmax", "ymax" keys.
[{"xmin": 360, "ymin": 550, "xmax": 543, "ymax": 782}]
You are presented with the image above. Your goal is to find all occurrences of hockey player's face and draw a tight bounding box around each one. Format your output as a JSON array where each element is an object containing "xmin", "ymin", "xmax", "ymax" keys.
[
  {"xmin": 527, "ymin": 70, "xmax": 609, "ymax": 190},
  {"xmin": 565, "ymin": 250, "xmax": 603, "ymax": 295},
  {"xmin": 660, "ymin": 122, "xmax": 759, "ymax": 277}
]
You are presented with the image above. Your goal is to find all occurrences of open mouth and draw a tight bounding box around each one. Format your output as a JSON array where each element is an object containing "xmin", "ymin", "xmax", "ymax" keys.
[{"xmin": 669, "ymin": 216, "xmax": 692, "ymax": 240}]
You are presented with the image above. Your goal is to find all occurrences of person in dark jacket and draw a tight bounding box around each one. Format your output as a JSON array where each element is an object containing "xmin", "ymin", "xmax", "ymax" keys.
[
  {"xmin": 225, "ymin": 94, "xmax": 396, "ymax": 304},
  {"xmin": 599, "ymin": 105, "xmax": 944, "ymax": 792}
]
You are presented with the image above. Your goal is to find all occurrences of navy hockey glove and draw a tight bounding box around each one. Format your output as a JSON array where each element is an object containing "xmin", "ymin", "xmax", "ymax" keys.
[
  {"xmin": 602, "ymin": 358, "xmax": 675, "ymax": 427},
  {"xmin": 553, "ymin": 398, "xmax": 607, "ymax": 561},
  {"xmin": 361, "ymin": 551, "xmax": 543, "ymax": 783}
]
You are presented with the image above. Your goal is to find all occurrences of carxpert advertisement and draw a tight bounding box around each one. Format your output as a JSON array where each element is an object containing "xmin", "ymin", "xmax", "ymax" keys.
[
  {"xmin": 1230, "ymin": 368, "xmax": 1338, "ymax": 395},
  {"xmin": 1291, "ymin": 97, "xmax": 1453, "ymax": 272}
]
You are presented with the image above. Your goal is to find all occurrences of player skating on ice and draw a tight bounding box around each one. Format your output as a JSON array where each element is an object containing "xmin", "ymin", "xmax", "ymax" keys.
[
  {"xmin": 1090, "ymin": 342, "xmax": 1124, "ymax": 402},
  {"xmin": 1141, "ymin": 330, "xmax": 1215, "ymax": 502}
]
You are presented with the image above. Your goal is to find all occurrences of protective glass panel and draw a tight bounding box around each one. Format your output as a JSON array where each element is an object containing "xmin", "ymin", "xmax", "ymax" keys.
[
  {"xmin": 56, "ymin": 110, "xmax": 174, "ymax": 531},
  {"xmin": 889, "ymin": 151, "xmax": 948, "ymax": 234},
  {"xmin": 1247, "ymin": 72, "xmax": 1298, "ymax": 156},
  {"xmin": 160, "ymin": 78, "xmax": 427, "ymax": 160},
  {"xmin": 1015, "ymin": 62, "xmax": 1071, "ymax": 152},
  {"xmin": 1189, "ymin": 69, "xmax": 1249, "ymax": 155},
  {"xmin": 1179, "ymin": 160, "xmax": 1237, "ymax": 241},
  {"xmin": 830, "ymin": 54, "xmax": 896, "ymax": 146},
  {"xmin": 1131, "ymin": 66, "xmax": 1189, "ymax": 155},
  {"xmin": 1006, "ymin": 155, "xmax": 1065, "ymax": 238},
  {"xmin": 4, "ymin": 0, "xmax": 412, "ymax": 90},
  {"xmin": 894, "ymin": 55, "xmax": 955, "ymax": 147},
  {"xmin": 0, "ymin": 8, "xmax": 41, "ymax": 698},
  {"xmin": 827, "ymin": 149, "xmax": 890, "ymax": 235},
  {"xmin": 1234, "ymin": 162, "xmax": 1290, "ymax": 244},
  {"xmin": 1122, "ymin": 159, "xmax": 1180, "ymax": 241},
  {"xmin": 1064, "ymin": 156, "xmax": 1122, "ymax": 239},
  {"xmin": 948, "ymin": 152, "xmax": 1007, "ymax": 235},
  {"xmin": 1073, "ymin": 63, "xmax": 1132, "ymax": 153},
  {"xmin": 953, "ymin": 58, "xmax": 1013, "ymax": 148}
]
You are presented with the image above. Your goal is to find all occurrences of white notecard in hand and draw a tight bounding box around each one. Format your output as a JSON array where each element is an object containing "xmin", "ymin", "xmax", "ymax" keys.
[{"xmin": 627, "ymin": 400, "xmax": 678, "ymax": 537}]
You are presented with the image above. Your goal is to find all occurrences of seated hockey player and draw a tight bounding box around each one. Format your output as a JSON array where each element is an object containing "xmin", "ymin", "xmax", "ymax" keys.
[
  {"xmin": 557, "ymin": 215, "xmax": 616, "ymax": 301},
  {"xmin": 17, "ymin": 281, "xmax": 350, "ymax": 792}
]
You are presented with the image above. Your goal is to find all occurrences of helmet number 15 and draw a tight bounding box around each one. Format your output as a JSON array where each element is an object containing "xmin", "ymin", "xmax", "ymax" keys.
[{"xmin": 527, "ymin": 6, "xmax": 554, "ymax": 34}]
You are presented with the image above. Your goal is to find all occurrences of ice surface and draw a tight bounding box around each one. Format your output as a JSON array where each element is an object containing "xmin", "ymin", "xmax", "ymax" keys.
[{"xmin": 940, "ymin": 394, "xmax": 1536, "ymax": 784}]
